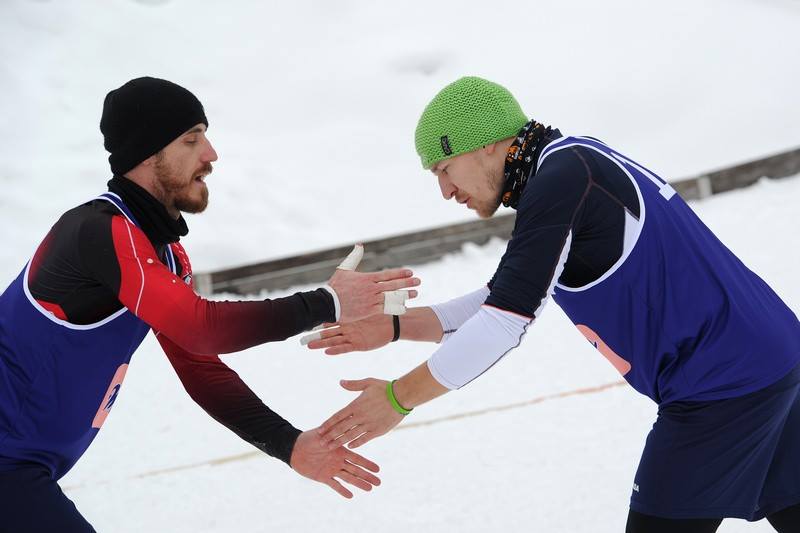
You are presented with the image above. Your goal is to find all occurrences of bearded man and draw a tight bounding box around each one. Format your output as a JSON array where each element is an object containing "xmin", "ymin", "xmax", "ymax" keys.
[{"xmin": 0, "ymin": 77, "xmax": 420, "ymax": 532}]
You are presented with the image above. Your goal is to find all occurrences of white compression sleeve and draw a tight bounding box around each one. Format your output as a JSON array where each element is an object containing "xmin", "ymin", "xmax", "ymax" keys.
[
  {"xmin": 430, "ymin": 286, "xmax": 491, "ymax": 342},
  {"xmin": 427, "ymin": 305, "xmax": 532, "ymax": 390}
]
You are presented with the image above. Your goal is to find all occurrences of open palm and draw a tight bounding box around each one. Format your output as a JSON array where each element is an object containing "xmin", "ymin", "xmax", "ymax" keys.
[{"xmin": 290, "ymin": 429, "xmax": 381, "ymax": 498}]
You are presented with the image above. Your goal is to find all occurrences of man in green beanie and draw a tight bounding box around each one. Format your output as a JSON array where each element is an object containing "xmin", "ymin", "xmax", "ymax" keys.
[
  {"xmin": 308, "ymin": 76, "xmax": 800, "ymax": 532},
  {"xmin": 414, "ymin": 76, "xmax": 530, "ymax": 217}
]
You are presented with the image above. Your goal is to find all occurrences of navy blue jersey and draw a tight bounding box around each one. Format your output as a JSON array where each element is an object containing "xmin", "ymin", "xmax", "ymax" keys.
[
  {"xmin": 487, "ymin": 136, "xmax": 800, "ymax": 404},
  {"xmin": 0, "ymin": 193, "xmax": 158, "ymax": 478}
]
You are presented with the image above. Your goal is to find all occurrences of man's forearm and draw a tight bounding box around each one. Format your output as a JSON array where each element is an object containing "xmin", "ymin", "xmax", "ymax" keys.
[
  {"xmin": 398, "ymin": 307, "xmax": 445, "ymax": 343},
  {"xmin": 392, "ymin": 360, "xmax": 450, "ymax": 409},
  {"xmin": 158, "ymin": 334, "xmax": 301, "ymax": 464}
]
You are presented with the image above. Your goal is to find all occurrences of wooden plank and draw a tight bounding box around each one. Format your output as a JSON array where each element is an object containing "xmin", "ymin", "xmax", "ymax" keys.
[
  {"xmin": 195, "ymin": 146, "xmax": 800, "ymax": 295},
  {"xmin": 699, "ymin": 147, "xmax": 800, "ymax": 195},
  {"xmin": 198, "ymin": 215, "xmax": 516, "ymax": 295}
]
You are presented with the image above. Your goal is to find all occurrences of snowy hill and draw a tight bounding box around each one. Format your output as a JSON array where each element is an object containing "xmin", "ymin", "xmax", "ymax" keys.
[{"xmin": 1, "ymin": 0, "xmax": 799, "ymax": 277}]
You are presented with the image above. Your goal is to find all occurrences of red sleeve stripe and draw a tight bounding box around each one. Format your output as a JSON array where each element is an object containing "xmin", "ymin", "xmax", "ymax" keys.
[{"xmin": 121, "ymin": 218, "xmax": 146, "ymax": 316}]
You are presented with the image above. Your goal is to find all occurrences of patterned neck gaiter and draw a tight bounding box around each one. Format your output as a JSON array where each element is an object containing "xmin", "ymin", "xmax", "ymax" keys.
[{"xmin": 501, "ymin": 120, "xmax": 558, "ymax": 209}]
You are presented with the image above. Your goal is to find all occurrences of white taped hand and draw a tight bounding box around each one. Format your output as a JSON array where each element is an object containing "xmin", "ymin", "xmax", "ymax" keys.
[
  {"xmin": 383, "ymin": 290, "xmax": 409, "ymax": 315},
  {"xmin": 334, "ymin": 244, "xmax": 410, "ymax": 316}
]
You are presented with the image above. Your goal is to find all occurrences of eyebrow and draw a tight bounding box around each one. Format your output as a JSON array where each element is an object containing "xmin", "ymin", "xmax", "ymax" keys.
[{"xmin": 184, "ymin": 126, "xmax": 205, "ymax": 136}]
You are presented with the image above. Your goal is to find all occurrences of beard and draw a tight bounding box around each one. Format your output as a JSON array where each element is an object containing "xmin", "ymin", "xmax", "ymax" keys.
[
  {"xmin": 474, "ymin": 166, "xmax": 504, "ymax": 218},
  {"xmin": 153, "ymin": 154, "xmax": 211, "ymax": 214},
  {"xmin": 475, "ymin": 189, "xmax": 503, "ymax": 218}
]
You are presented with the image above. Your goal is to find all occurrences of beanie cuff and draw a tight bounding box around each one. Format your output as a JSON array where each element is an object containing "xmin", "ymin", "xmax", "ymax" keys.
[{"xmin": 420, "ymin": 127, "xmax": 524, "ymax": 170}]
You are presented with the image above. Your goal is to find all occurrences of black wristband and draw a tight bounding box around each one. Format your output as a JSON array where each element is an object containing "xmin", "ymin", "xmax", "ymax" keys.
[{"xmin": 391, "ymin": 315, "xmax": 400, "ymax": 342}]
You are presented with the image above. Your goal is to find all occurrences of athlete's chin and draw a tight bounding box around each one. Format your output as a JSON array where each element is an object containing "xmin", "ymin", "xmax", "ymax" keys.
[
  {"xmin": 474, "ymin": 203, "xmax": 500, "ymax": 219},
  {"xmin": 175, "ymin": 188, "xmax": 209, "ymax": 214}
]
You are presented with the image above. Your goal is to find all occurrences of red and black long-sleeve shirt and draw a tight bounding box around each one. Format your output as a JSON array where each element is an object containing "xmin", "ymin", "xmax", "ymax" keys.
[{"xmin": 22, "ymin": 176, "xmax": 335, "ymax": 466}]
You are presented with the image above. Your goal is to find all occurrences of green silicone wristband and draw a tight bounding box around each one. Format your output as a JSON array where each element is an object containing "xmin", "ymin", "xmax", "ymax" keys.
[{"xmin": 386, "ymin": 380, "xmax": 413, "ymax": 416}]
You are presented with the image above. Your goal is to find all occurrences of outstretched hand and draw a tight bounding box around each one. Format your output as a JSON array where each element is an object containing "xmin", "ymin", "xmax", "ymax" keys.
[
  {"xmin": 328, "ymin": 269, "xmax": 418, "ymax": 322},
  {"xmin": 327, "ymin": 244, "xmax": 420, "ymax": 323},
  {"xmin": 290, "ymin": 428, "xmax": 381, "ymax": 498},
  {"xmin": 318, "ymin": 378, "xmax": 405, "ymax": 450},
  {"xmin": 304, "ymin": 315, "xmax": 394, "ymax": 355}
]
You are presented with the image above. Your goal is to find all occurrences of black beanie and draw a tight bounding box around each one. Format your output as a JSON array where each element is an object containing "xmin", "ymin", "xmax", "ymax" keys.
[{"xmin": 100, "ymin": 77, "xmax": 209, "ymax": 175}]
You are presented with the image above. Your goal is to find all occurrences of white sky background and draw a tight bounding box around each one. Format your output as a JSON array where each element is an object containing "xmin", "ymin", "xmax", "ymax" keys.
[{"xmin": 1, "ymin": 1, "xmax": 800, "ymax": 531}]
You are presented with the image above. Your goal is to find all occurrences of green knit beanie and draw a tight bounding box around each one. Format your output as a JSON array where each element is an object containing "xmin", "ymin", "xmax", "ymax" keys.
[{"xmin": 414, "ymin": 76, "xmax": 527, "ymax": 169}]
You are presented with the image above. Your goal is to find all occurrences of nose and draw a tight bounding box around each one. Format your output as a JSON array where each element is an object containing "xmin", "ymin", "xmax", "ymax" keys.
[
  {"xmin": 438, "ymin": 174, "xmax": 456, "ymax": 200},
  {"xmin": 203, "ymin": 138, "xmax": 219, "ymax": 163}
]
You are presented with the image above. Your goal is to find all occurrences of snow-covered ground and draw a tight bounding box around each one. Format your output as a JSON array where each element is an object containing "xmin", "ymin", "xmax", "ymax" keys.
[{"xmin": 2, "ymin": 0, "xmax": 800, "ymax": 531}]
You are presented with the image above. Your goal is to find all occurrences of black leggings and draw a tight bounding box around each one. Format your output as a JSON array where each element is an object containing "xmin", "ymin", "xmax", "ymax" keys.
[
  {"xmin": 0, "ymin": 466, "xmax": 96, "ymax": 533},
  {"xmin": 625, "ymin": 510, "xmax": 720, "ymax": 533},
  {"xmin": 626, "ymin": 503, "xmax": 800, "ymax": 533},
  {"xmin": 767, "ymin": 502, "xmax": 800, "ymax": 532}
]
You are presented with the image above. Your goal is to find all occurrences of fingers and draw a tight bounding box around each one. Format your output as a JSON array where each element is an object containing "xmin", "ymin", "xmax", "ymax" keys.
[
  {"xmin": 307, "ymin": 334, "xmax": 348, "ymax": 350},
  {"xmin": 319, "ymin": 408, "xmax": 353, "ymax": 437},
  {"xmin": 299, "ymin": 331, "xmax": 322, "ymax": 346},
  {"xmin": 325, "ymin": 466, "xmax": 379, "ymax": 498},
  {"xmin": 328, "ymin": 425, "xmax": 366, "ymax": 450},
  {"xmin": 324, "ymin": 455, "xmax": 381, "ymax": 498},
  {"xmin": 325, "ymin": 344, "xmax": 355, "ymax": 356},
  {"xmin": 369, "ymin": 268, "xmax": 414, "ymax": 282},
  {"xmin": 344, "ymin": 450, "xmax": 380, "ymax": 473},
  {"xmin": 323, "ymin": 417, "xmax": 360, "ymax": 445},
  {"xmin": 347, "ymin": 431, "xmax": 378, "ymax": 450},
  {"xmin": 343, "ymin": 464, "xmax": 381, "ymax": 488},
  {"xmin": 336, "ymin": 470, "xmax": 374, "ymax": 492},
  {"xmin": 325, "ymin": 478, "xmax": 353, "ymax": 499},
  {"xmin": 376, "ymin": 277, "xmax": 421, "ymax": 292},
  {"xmin": 300, "ymin": 323, "xmax": 332, "ymax": 345},
  {"xmin": 339, "ymin": 378, "xmax": 370, "ymax": 392},
  {"xmin": 301, "ymin": 324, "xmax": 343, "ymax": 346},
  {"xmin": 337, "ymin": 244, "xmax": 364, "ymax": 271}
]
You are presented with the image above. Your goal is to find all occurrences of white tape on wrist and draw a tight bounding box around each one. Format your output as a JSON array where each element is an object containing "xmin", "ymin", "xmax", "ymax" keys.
[
  {"xmin": 337, "ymin": 244, "xmax": 364, "ymax": 271},
  {"xmin": 383, "ymin": 290, "xmax": 409, "ymax": 315}
]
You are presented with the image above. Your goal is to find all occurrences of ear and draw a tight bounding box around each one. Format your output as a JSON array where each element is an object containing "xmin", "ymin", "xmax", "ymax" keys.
[
  {"xmin": 483, "ymin": 141, "xmax": 503, "ymax": 156},
  {"xmin": 143, "ymin": 149, "xmax": 166, "ymax": 168}
]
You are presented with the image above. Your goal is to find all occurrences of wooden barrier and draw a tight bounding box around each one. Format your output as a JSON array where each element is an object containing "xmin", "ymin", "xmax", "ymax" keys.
[{"xmin": 194, "ymin": 146, "xmax": 800, "ymax": 295}]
